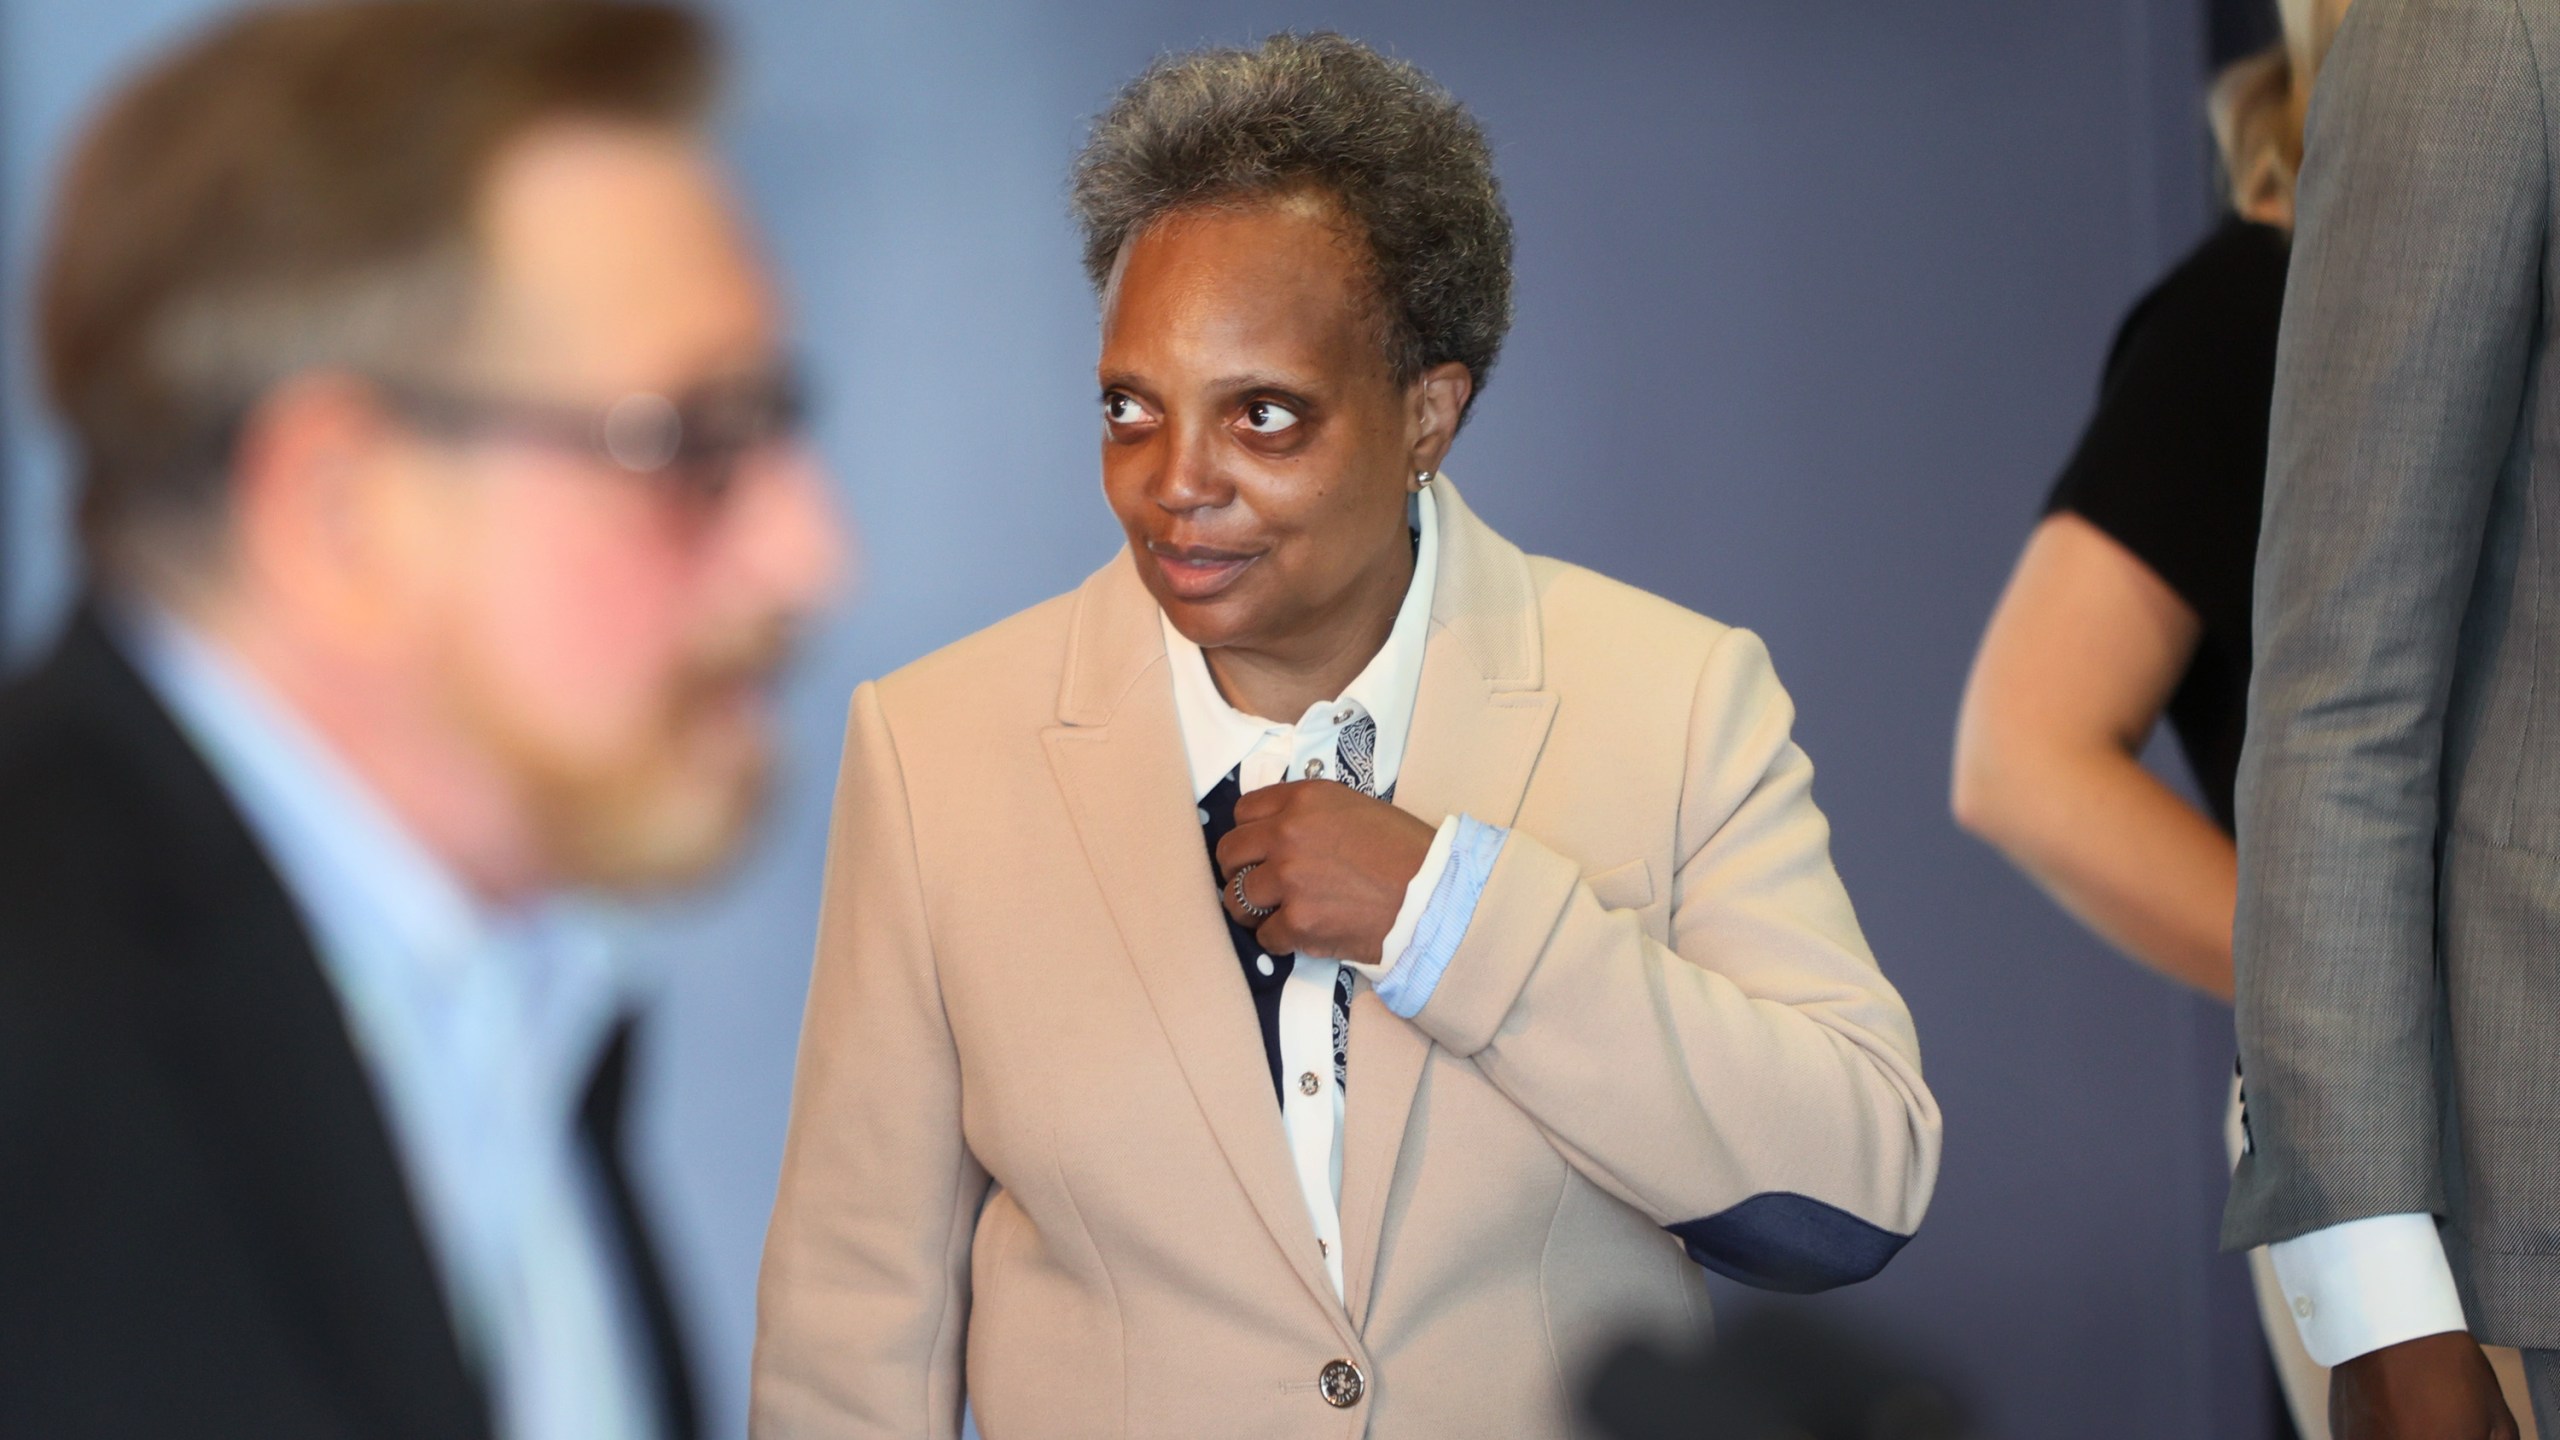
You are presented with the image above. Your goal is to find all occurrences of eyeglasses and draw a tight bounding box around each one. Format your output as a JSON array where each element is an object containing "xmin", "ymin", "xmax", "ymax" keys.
[{"xmin": 369, "ymin": 363, "xmax": 810, "ymax": 505}]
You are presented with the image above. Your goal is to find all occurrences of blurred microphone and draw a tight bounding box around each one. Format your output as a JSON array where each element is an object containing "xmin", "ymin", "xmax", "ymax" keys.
[{"xmin": 1582, "ymin": 1307, "xmax": 1977, "ymax": 1440}]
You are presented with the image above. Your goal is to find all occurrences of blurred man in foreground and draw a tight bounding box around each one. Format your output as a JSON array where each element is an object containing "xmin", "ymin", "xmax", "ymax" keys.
[{"xmin": 0, "ymin": 3, "xmax": 842, "ymax": 1437}]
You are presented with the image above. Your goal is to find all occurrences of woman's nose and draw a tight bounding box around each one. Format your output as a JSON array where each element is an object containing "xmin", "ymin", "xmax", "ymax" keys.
[{"xmin": 1148, "ymin": 420, "xmax": 1230, "ymax": 513}]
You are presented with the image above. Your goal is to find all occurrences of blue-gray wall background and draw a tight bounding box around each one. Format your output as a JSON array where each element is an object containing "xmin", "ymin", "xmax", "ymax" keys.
[{"xmin": 0, "ymin": 3, "xmax": 2273, "ymax": 1436}]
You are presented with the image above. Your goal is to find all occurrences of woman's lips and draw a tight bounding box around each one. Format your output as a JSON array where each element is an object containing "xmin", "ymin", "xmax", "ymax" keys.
[{"xmin": 1148, "ymin": 543, "xmax": 1261, "ymax": 601}]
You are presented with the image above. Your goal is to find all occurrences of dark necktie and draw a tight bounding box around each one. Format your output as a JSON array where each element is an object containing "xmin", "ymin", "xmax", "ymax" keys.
[{"xmin": 1199, "ymin": 715, "xmax": 1381, "ymax": 1104}]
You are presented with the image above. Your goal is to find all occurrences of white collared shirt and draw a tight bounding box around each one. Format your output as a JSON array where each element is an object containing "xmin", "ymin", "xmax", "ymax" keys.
[{"xmin": 1159, "ymin": 486, "xmax": 1461, "ymax": 1299}]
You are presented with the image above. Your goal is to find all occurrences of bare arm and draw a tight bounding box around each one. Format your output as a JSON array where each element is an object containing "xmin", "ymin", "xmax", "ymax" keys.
[{"xmin": 1953, "ymin": 511, "xmax": 2237, "ymax": 999}]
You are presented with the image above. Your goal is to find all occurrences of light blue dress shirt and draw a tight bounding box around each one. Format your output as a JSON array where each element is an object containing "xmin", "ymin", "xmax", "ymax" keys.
[{"xmin": 120, "ymin": 609, "xmax": 661, "ymax": 1440}]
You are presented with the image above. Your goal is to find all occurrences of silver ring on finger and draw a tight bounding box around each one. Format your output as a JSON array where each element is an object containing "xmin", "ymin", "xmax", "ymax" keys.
[{"xmin": 1230, "ymin": 862, "xmax": 1277, "ymax": 921}]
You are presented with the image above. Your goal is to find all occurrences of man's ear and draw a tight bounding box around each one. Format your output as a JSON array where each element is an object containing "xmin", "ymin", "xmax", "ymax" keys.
[
  {"xmin": 1406, "ymin": 361, "xmax": 1473, "ymax": 484},
  {"xmin": 227, "ymin": 372, "xmax": 423, "ymax": 641}
]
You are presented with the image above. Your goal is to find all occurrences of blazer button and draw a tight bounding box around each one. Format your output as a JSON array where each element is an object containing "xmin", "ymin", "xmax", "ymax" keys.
[
  {"xmin": 1318, "ymin": 1358, "xmax": 1366, "ymax": 1409},
  {"xmin": 1299, "ymin": 1071, "xmax": 1321, "ymax": 1096}
]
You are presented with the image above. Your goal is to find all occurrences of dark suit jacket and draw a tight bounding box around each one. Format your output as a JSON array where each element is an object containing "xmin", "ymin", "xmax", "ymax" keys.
[{"xmin": 0, "ymin": 609, "xmax": 699, "ymax": 1440}]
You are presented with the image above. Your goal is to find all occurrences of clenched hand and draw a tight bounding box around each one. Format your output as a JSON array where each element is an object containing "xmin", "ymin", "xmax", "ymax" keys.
[{"xmin": 1216, "ymin": 780, "xmax": 1437, "ymax": 964}]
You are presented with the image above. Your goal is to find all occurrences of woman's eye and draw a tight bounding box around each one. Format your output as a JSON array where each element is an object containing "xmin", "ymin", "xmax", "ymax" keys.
[
  {"xmin": 1241, "ymin": 400, "xmax": 1301, "ymax": 435},
  {"xmin": 1102, "ymin": 393, "xmax": 1149, "ymax": 425}
]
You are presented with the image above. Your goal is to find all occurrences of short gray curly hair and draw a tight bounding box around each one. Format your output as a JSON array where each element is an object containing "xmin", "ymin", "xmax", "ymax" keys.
[{"xmin": 1071, "ymin": 32, "xmax": 1514, "ymax": 413}]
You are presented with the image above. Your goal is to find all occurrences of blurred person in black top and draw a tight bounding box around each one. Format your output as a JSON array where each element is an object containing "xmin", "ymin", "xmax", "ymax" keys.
[
  {"xmin": 0, "ymin": 3, "xmax": 843, "ymax": 1438},
  {"xmin": 1949, "ymin": 2, "xmax": 2545, "ymax": 1436},
  {"xmin": 2030, "ymin": 216, "xmax": 2284, "ymax": 839}
]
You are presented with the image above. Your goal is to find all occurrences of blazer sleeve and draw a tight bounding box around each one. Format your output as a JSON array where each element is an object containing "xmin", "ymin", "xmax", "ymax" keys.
[
  {"xmin": 752, "ymin": 681, "xmax": 988, "ymax": 1438},
  {"xmin": 1406, "ymin": 626, "xmax": 1940, "ymax": 1293},
  {"xmin": 2223, "ymin": 0, "xmax": 2548, "ymax": 1251}
]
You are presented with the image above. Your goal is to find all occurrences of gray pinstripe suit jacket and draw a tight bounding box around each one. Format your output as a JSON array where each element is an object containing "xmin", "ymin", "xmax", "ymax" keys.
[{"xmin": 2225, "ymin": 0, "xmax": 2560, "ymax": 1349}]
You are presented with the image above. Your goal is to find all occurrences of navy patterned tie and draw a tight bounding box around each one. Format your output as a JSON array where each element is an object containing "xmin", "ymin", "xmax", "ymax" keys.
[
  {"xmin": 1201, "ymin": 715, "xmax": 1381, "ymax": 1104},
  {"xmin": 1336, "ymin": 713, "xmax": 1381, "ymax": 795}
]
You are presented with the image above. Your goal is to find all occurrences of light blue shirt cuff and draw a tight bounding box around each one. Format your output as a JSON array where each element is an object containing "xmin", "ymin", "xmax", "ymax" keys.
[{"xmin": 1372, "ymin": 816, "xmax": 1507, "ymax": 1019}]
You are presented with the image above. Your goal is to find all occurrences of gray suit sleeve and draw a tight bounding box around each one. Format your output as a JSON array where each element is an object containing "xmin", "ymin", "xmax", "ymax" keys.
[{"xmin": 2225, "ymin": 0, "xmax": 2548, "ymax": 1251}]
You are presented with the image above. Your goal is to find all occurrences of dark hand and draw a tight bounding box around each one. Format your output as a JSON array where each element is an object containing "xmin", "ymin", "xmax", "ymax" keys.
[
  {"xmin": 2331, "ymin": 1333, "xmax": 2517, "ymax": 1440},
  {"xmin": 1216, "ymin": 780, "xmax": 1437, "ymax": 963}
]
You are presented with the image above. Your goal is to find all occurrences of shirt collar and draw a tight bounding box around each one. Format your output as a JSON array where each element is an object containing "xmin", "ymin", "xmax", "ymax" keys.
[{"xmin": 1161, "ymin": 484, "xmax": 1441, "ymax": 801}]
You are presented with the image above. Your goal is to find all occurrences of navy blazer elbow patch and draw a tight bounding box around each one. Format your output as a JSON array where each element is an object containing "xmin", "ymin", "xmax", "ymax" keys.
[{"xmin": 1666, "ymin": 1192, "xmax": 1909, "ymax": 1294}]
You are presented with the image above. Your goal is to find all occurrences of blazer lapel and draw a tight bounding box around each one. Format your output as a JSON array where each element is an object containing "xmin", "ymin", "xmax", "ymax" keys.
[
  {"xmin": 583, "ymin": 1021, "xmax": 700, "ymax": 1440},
  {"xmin": 1041, "ymin": 563, "xmax": 1357, "ymax": 1334},
  {"xmin": 1338, "ymin": 481, "xmax": 1559, "ymax": 1330}
]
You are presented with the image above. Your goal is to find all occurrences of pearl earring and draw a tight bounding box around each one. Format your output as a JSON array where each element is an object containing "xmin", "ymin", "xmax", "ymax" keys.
[{"xmin": 1414, "ymin": 469, "xmax": 1436, "ymax": 489}]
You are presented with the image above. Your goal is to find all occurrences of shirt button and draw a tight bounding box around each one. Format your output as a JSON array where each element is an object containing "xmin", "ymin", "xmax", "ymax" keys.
[
  {"xmin": 1300, "ymin": 1071, "xmax": 1320, "ymax": 1096},
  {"xmin": 1197, "ymin": 806, "xmax": 1210, "ymax": 824},
  {"xmin": 1318, "ymin": 1359, "xmax": 1366, "ymax": 1408},
  {"xmin": 2293, "ymin": 1297, "xmax": 2315, "ymax": 1319},
  {"xmin": 1256, "ymin": 953, "xmax": 1276, "ymax": 977},
  {"xmin": 1303, "ymin": 757, "xmax": 1326, "ymax": 779}
]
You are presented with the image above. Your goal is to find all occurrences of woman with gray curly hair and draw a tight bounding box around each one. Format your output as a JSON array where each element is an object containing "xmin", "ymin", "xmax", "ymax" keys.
[{"xmin": 754, "ymin": 33, "xmax": 1939, "ymax": 1438}]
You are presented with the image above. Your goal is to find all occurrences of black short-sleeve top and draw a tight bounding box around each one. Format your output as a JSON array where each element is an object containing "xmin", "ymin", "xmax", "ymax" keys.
[{"xmin": 2044, "ymin": 218, "xmax": 2290, "ymax": 834}]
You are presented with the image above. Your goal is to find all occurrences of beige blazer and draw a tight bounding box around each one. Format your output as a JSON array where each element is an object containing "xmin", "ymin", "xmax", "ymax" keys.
[{"xmin": 752, "ymin": 482, "xmax": 1940, "ymax": 1439}]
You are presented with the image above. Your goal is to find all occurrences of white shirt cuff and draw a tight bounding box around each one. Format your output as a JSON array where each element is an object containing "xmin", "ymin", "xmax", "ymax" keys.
[
  {"xmin": 2266, "ymin": 1212, "xmax": 2469, "ymax": 1366},
  {"xmin": 1354, "ymin": 815, "xmax": 1458, "ymax": 983}
]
